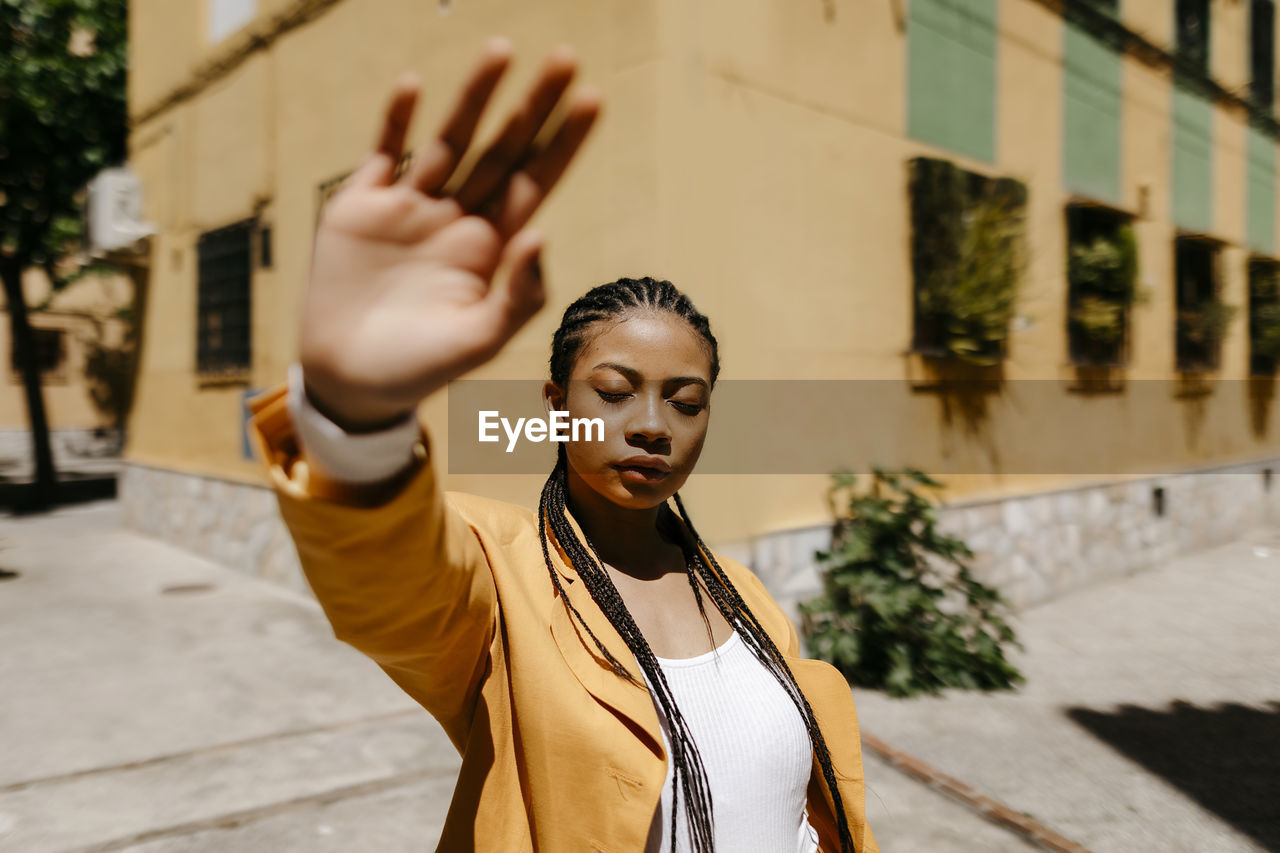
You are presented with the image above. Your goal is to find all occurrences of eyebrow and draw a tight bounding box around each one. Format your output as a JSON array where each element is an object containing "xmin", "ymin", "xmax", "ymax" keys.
[{"xmin": 592, "ymin": 362, "xmax": 709, "ymax": 391}]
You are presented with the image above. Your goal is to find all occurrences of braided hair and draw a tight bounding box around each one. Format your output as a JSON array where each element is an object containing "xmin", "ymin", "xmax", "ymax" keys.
[{"xmin": 537, "ymin": 276, "xmax": 858, "ymax": 853}]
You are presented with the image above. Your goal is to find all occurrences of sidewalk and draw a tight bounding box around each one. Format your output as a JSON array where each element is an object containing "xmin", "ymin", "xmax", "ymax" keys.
[
  {"xmin": 0, "ymin": 500, "xmax": 1035, "ymax": 852},
  {"xmin": 1, "ymin": 501, "xmax": 1270, "ymax": 851},
  {"xmin": 851, "ymin": 526, "xmax": 1280, "ymax": 853}
]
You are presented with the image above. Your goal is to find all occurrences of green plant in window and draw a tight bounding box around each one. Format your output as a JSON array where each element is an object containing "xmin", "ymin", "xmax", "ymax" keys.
[
  {"xmin": 1071, "ymin": 295, "xmax": 1126, "ymax": 344},
  {"xmin": 944, "ymin": 192, "xmax": 1026, "ymax": 365},
  {"xmin": 1068, "ymin": 223, "xmax": 1146, "ymax": 351},
  {"xmin": 1250, "ymin": 264, "xmax": 1280, "ymax": 364},
  {"xmin": 799, "ymin": 468, "xmax": 1024, "ymax": 698},
  {"xmin": 1178, "ymin": 298, "xmax": 1238, "ymax": 346},
  {"xmin": 910, "ymin": 159, "xmax": 1028, "ymax": 366}
]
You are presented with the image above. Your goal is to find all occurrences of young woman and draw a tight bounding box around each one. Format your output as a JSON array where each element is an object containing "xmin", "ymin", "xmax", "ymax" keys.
[{"xmin": 248, "ymin": 38, "xmax": 878, "ymax": 853}]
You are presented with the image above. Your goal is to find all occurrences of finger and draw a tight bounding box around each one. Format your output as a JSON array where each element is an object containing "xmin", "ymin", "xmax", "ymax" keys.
[
  {"xmin": 491, "ymin": 88, "xmax": 601, "ymax": 238},
  {"xmin": 404, "ymin": 37, "xmax": 514, "ymax": 196},
  {"xmin": 476, "ymin": 228, "xmax": 547, "ymax": 349},
  {"xmin": 348, "ymin": 73, "xmax": 421, "ymax": 189},
  {"xmin": 452, "ymin": 45, "xmax": 578, "ymax": 211}
]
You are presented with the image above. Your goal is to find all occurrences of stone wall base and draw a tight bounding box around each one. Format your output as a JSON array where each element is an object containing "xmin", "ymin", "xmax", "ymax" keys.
[
  {"xmin": 0, "ymin": 427, "xmax": 124, "ymax": 478},
  {"xmin": 715, "ymin": 460, "xmax": 1280, "ymax": 629},
  {"xmin": 121, "ymin": 460, "xmax": 1280, "ymax": 625},
  {"xmin": 119, "ymin": 462, "xmax": 306, "ymax": 595}
]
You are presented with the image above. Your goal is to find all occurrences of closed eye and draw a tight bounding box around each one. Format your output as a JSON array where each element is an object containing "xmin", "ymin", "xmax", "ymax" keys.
[
  {"xmin": 596, "ymin": 390, "xmax": 631, "ymax": 403},
  {"xmin": 672, "ymin": 402, "xmax": 703, "ymax": 415}
]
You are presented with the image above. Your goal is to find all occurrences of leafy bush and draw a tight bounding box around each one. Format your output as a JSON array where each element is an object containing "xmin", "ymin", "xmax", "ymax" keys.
[
  {"xmin": 909, "ymin": 157, "xmax": 1027, "ymax": 366},
  {"xmin": 799, "ymin": 468, "xmax": 1024, "ymax": 698}
]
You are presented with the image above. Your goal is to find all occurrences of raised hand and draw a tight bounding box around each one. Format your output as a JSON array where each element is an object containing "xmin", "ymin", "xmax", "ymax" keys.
[{"xmin": 299, "ymin": 38, "xmax": 601, "ymax": 431}]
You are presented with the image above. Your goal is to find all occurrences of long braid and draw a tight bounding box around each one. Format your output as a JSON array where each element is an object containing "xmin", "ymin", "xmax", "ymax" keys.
[
  {"xmin": 673, "ymin": 492, "xmax": 857, "ymax": 851},
  {"xmin": 539, "ymin": 276, "xmax": 858, "ymax": 853},
  {"xmin": 539, "ymin": 448, "xmax": 716, "ymax": 852}
]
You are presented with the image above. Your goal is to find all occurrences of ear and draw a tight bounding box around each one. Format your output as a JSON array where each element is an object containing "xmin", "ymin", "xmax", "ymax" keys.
[{"xmin": 542, "ymin": 380, "xmax": 566, "ymax": 414}]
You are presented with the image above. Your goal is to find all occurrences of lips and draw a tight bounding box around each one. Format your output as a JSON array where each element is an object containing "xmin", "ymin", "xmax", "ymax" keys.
[
  {"xmin": 612, "ymin": 456, "xmax": 671, "ymax": 483},
  {"xmin": 614, "ymin": 455, "xmax": 671, "ymax": 474}
]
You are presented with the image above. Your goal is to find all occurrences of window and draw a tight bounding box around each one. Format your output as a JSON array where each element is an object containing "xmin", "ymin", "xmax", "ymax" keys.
[
  {"xmin": 909, "ymin": 157, "xmax": 1027, "ymax": 365},
  {"xmin": 197, "ymin": 219, "xmax": 254, "ymax": 377},
  {"xmin": 1252, "ymin": 0, "xmax": 1276, "ymax": 110},
  {"xmin": 1066, "ymin": 205, "xmax": 1138, "ymax": 367},
  {"xmin": 1176, "ymin": 0, "xmax": 1211, "ymax": 74},
  {"xmin": 11, "ymin": 327, "xmax": 67, "ymax": 382},
  {"xmin": 1249, "ymin": 258, "xmax": 1280, "ymax": 374},
  {"xmin": 1174, "ymin": 236, "xmax": 1232, "ymax": 372}
]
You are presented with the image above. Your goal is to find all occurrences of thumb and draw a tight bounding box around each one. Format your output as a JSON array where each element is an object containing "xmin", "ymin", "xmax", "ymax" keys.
[{"xmin": 484, "ymin": 227, "xmax": 548, "ymax": 344}]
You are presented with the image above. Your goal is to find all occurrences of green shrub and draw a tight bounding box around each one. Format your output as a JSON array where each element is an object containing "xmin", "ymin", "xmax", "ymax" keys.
[
  {"xmin": 910, "ymin": 157, "xmax": 1027, "ymax": 366},
  {"xmin": 799, "ymin": 468, "xmax": 1024, "ymax": 698}
]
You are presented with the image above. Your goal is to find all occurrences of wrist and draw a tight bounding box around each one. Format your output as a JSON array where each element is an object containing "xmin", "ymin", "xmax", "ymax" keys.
[{"xmin": 300, "ymin": 371, "xmax": 417, "ymax": 434}]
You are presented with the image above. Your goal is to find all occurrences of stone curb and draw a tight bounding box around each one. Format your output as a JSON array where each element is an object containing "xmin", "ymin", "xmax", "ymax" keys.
[{"xmin": 860, "ymin": 732, "xmax": 1092, "ymax": 853}]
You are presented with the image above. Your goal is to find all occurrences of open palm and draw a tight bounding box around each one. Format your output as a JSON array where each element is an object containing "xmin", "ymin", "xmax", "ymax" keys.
[{"xmin": 300, "ymin": 38, "xmax": 600, "ymax": 431}]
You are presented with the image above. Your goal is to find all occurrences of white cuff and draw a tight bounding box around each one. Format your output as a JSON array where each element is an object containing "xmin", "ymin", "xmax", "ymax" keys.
[{"xmin": 286, "ymin": 363, "xmax": 421, "ymax": 484}]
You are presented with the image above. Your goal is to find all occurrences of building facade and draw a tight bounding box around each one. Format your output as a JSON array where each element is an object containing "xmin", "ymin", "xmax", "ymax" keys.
[
  {"xmin": 1, "ymin": 268, "xmax": 132, "ymax": 479},
  {"xmin": 123, "ymin": 0, "xmax": 1280, "ymax": 619}
]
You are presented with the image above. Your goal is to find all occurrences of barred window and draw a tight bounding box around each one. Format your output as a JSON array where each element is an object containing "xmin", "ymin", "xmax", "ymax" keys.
[
  {"xmin": 197, "ymin": 219, "xmax": 254, "ymax": 376},
  {"xmin": 1252, "ymin": 0, "xmax": 1275, "ymax": 110},
  {"xmin": 1174, "ymin": 236, "xmax": 1225, "ymax": 372}
]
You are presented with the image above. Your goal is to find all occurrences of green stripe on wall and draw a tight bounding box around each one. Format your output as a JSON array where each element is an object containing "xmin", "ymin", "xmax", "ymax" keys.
[
  {"xmin": 907, "ymin": 0, "xmax": 997, "ymax": 163},
  {"xmin": 1062, "ymin": 21, "xmax": 1122, "ymax": 202},
  {"xmin": 1246, "ymin": 124, "xmax": 1276, "ymax": 255},
  {"xmin": 1171, "ymin": 81, "xmax": 1213, "ymax": 233}
]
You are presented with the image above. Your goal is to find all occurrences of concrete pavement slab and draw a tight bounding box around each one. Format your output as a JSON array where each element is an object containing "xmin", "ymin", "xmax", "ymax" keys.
[
  {"xmin": 0, "ymin": 500, "xmax": 1049, "ymax": 852},
  {"xmin": 849, "ymin": 527, "xmax": 1280, "ymax": 853}
]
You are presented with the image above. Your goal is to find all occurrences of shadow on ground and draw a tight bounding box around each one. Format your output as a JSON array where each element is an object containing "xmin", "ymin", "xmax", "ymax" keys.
[
  {"xmin": 0, "ymin": 475, "xmax": 116, "ymax": 514},
  {"xmin": 1067, "ymin": 699, "xmax": 1280, "ymax": 851}
]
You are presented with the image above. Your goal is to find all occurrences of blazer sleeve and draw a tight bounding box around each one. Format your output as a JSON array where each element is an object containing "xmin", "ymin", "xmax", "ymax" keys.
[{"xmin": 247, "ymin": 383, "xmax": 498, "ymax": 750}]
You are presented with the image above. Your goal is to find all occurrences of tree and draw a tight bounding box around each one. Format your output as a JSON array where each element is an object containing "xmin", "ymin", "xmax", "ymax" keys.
[{"xmin": 0, "ymin": 0, "xmax": 127, "ymax": 509}]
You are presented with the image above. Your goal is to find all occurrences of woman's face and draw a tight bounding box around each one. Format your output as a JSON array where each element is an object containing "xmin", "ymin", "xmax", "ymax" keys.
[{"xmin": 544, "ymin": 310, "xmax": 713, "ymax": 510}]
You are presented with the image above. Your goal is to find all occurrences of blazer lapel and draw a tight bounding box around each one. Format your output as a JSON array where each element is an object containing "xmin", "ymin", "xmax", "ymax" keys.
[{"xmin": 545, "ymin": 511, "xmax": 666, "ymax": 758}]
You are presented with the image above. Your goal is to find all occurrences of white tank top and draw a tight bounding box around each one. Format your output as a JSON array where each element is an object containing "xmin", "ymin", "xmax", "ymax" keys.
[{"xmin": 641, "ymin": 630, "xmax": 822, "ymax": 853}]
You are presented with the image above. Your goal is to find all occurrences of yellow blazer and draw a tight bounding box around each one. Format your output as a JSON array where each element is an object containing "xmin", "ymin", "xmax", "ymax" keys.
[{"xmin": 248, "ymin": 384, "xmax": 879, "ymax": 853}]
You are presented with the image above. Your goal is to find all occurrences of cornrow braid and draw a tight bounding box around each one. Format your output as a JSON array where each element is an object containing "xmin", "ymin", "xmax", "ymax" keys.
[
  {"xmin": 539, "ymin": 450, "xmax": 716, "ymax": 851},
  {"xmin": 672, "ymin": 491, "xmax": 856, "ymax": 850},
  {"xmin": 539, "ymin": 276, "xmax": 857, "ymax": 853},
  {"xmin": 548, "ymin": 276, "xmax": 720, "ymax": 388}
]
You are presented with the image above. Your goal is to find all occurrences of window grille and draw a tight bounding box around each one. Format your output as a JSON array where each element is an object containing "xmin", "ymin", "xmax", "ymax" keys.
[
  {"xmin": 1174, "ymin": 236, "xmax": 1223, "ymax": 372},
  {"xmin": 196, "ymin": 219, "xmax": 254, "ymax": 376}
]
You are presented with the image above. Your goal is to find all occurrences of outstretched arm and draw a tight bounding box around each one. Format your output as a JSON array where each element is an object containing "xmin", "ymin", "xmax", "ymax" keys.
[{"xmin": 250, "ymin": 39, "xmax": 600, "ymax": 746}]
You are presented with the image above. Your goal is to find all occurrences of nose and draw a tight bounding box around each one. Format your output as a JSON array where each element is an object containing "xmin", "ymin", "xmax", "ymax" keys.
[{"xmin": 625, "ymin": 390, "xmax": 671, "ymax": 446}]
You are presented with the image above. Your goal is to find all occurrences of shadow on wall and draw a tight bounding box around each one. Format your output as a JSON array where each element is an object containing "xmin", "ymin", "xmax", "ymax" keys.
[{"xmin": 1066, "ymin": 700, "xmax": 1280, "ymax": 851}]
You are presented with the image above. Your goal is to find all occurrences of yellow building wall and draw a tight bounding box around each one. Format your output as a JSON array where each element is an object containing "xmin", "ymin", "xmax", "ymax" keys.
[
  {"xmin": 125, "ymin": 0, "xmax": 1280, "ymax": 546},
  {"xmin": 0, "ymin": 269, "xmax": 131, "ymax": 432}
]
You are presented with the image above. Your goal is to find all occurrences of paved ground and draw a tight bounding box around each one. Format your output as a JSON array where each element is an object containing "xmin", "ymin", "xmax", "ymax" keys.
[
  {"xmin": 852, "ymin": 527, "xmax": 1280, "ymax": 853},
  {"xmin": 0, "ymin": 500, "xmax": 1273, "ymax": 852}
]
